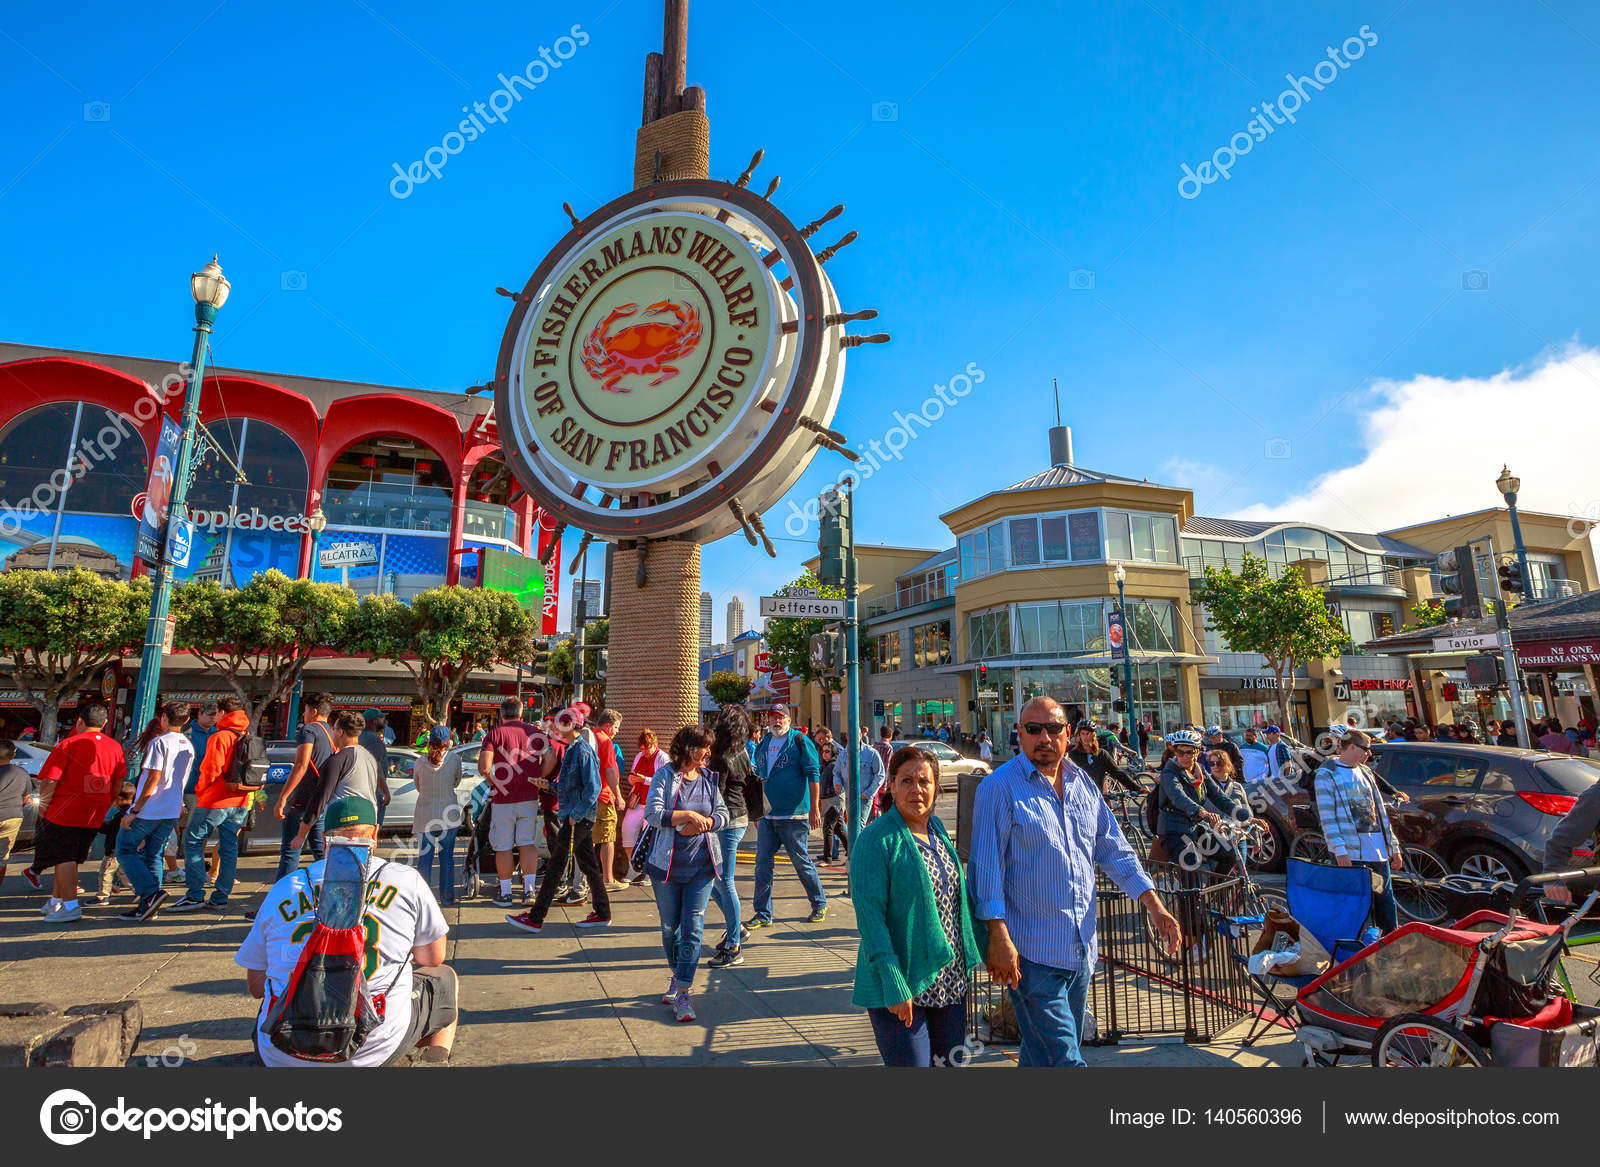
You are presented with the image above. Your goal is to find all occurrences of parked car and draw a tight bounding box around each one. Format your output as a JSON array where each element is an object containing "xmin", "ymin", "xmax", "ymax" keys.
[
  {"xmin": 240, "ymin": 745, "xmax": 436, "ymax": 853},
  {"xmin": 1245, "ymin": 741, "xmax": 1600, "ymax": 881},
  {"xmin": 889, "ymin": 739, "xmax": 989, "ymax": 791},
  {"xmin": 12, "ymin": 740, "xmax": 52, "ymax": 847}
]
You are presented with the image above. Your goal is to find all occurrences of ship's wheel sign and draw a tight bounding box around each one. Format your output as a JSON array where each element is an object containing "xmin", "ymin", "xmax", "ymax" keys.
[{"xmin": 496, "ymin": 176, "xmax": 884, "ymax": 545}]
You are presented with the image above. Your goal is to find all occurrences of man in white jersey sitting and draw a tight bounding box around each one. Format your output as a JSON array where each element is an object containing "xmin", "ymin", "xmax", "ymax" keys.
[{"xmin": 235, "ymin": 796, "xmax": 458, "ymax": 1066}]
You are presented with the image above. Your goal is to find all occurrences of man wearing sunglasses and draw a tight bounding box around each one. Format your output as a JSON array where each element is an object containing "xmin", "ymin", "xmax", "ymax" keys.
[{"xmin": 970, "ymin": 696, "xmax": 1181, "ymax": 1067}]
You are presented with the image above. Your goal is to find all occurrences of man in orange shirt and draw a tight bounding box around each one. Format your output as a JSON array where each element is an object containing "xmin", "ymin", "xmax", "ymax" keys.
[
  {"xmin": 168, "ymin": 696, "xmax": 253, "ymax": 912},
  {"xmin": 25, "ymin": 704, "xmax": 128, "ymax": 924}
]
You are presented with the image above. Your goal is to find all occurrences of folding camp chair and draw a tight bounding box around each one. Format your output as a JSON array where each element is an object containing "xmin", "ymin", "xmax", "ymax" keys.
[{"xmin": 1231, "ymin": 859, "xmax": 1375, "ymax": 1047}]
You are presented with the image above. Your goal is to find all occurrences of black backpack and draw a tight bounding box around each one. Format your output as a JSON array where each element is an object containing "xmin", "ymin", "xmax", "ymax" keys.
[
  {"xmin": 224, "ymin": 729, "xmax": 270, "ymax": 792},
  {"xmin": 1143, "ymin": 783, "xmax": 1162, "ymax": 835}
]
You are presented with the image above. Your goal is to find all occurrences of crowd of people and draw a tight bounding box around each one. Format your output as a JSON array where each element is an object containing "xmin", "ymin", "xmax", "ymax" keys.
[{"xmin": 13, "ymin": 681, "xmax": 1600, "ymax": 1071}]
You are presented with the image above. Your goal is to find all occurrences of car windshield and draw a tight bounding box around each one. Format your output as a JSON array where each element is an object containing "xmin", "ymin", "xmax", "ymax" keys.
[{"xmin": 1535, "ymin": 757, "xmax": 1600, "ymax": 794}]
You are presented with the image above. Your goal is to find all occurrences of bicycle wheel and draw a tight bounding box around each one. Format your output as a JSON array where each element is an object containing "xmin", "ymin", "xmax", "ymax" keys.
[
  {"xmin": 1372, "ymin": 1013, "xmax": 1489, "ymax": 1067},
  {"xmin": 1394, "ymin": 846, "xmax": 1451, "ymax": 924},
  {"xmin": 1289, "ymin": 831, "xmax": 1329, "ymax": 865}
]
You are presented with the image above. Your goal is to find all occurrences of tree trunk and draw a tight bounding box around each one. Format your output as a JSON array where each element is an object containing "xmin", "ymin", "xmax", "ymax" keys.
[
  {"xmin": 38, "ymin": 699, "xmax": 61, "ymax": 746},
  {"xmin": 1275, "ymin": 658, "xmax": 1293, "ymax": 737}
]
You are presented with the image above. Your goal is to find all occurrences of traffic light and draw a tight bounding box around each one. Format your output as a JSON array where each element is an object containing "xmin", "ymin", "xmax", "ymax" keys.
[
  {"xmin": 1497, "ymin": 558, "xmax": 1525, "ymax": 597},
  {"xmin": 531, "ymin": 640, "xmax": 552, "ymax": 680},
  {"xmin": 1436, "ymin": 545, "xmax": 1483, "ymax": 620},
  {"xmin": 817, "ymin": 488, "xmax": 852, "ymax": 586}
]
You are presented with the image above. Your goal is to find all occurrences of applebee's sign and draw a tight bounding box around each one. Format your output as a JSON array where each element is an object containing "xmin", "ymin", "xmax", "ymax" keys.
[{"xmin": 189, "ymin": 505, "xmax": 314, "ymax": 534}]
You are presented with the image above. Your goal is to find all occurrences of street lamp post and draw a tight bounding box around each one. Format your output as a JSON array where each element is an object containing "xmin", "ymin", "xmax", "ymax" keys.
[
  {"xmin": 129, "ymin": 257, "xmax": 229, "ymax": 736},
  {"xmin": 1113, "ymin": 563, "xmax": 1139, "ymax": 756},
  {"xmin": 284, "ymin": 506, "xmax": 329, "ymax": 735},
  {"xmin": 1496, "ymin": 466, "xmax": 1535, "ymax": 601}
]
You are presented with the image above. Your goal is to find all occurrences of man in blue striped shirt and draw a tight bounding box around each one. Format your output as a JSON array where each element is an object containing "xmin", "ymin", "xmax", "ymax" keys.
[{"xmin": 970, "ymin": 696, "xmax": 1181, "ymax": 1066}]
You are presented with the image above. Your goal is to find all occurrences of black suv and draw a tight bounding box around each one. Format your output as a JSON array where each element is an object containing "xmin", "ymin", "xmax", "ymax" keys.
[{"xmin": 1247, "ymin": 741, "xmax": 1599, "ymax": 881}]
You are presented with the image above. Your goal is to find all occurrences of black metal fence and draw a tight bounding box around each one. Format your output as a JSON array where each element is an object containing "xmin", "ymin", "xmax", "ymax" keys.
[{"xmin": 968, "ymin": 865, "xmax": 1269, "ymax": 1047}]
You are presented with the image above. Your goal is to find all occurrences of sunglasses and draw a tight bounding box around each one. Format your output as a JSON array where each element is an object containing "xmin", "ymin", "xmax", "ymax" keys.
[{"xmin": 1021, "ymin": 721, "xmax": 1069, "ymax": 736}]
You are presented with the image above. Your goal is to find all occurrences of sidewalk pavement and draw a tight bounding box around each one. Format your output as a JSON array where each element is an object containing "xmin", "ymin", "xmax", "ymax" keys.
[{"xmin": 0, "ymin": 841, "xmax": 1299, "ymax": 1067}]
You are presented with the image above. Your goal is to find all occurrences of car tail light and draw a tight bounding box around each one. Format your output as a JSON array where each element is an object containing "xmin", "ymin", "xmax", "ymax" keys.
[
  {"xmin": 1518, "ymin": 791, "xmax": 1578, "ymax": 816},
  {"xmin": 1575, "ymin": 849, "xmax": 1595, "ymax": 859}
]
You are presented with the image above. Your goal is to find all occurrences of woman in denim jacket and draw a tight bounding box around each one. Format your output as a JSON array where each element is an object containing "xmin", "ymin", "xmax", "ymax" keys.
[{"xmin": 644, "ymin": 723, "xmax": 729, "ymax": 1023}]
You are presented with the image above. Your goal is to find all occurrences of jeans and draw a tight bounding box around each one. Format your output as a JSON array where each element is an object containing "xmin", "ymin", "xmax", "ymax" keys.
[
  {"xmin": 1009, "ymin": 956, "xmax": 1093, "ymax": 1067},
  {"xmin": 275, "ymin": 805, "xmax": 324, "ymax": 880},
  {"xmin": 752, "ymin": 817, "xmax": 826, "ymax": 923},
  {"xmin": 1355, "ymin": 860, "xmax": 1399, "ymax": 933},
  {"xmin": 528, "ymin": 817, "xmax": 610, "ymax": 923},
  {"xmin": 114, "ymin": 816, "xmax": 177, "ymax": 900},
  {"xmin": 184, "ymin": 807, "xmax": 249, "ymax": 904},
  {"xmin": 709, "ymin": 824, "xmax": 745, "ymax": 947},
  {"xmin": 821, "ymin": 803, "xmax": 848, "ymax": 862},
  {"xmin": 418, "ymin": 827, "xmax": 458, "ymax": 905},
  {"xmin": 867, "ymin": 999, "xmax": 969, "ymax": 1067},
  {"xmin": 653, "ymin": 871, "xmax": 716, "ymax": 989}
]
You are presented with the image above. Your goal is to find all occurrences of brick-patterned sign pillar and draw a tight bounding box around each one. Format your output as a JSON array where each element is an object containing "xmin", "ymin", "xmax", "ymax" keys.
[{"xmin": 603, "ymin": 0, "xmax": 713, "ymax": 738}]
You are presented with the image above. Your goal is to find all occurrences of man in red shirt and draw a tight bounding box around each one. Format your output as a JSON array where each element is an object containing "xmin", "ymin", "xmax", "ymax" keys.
[
  {"xmin": 25, "ymin": 705, "xmax": 127, "ymax": 924},
  {"xmin": 480, "ymin": 697, "xmax": 550, "ymax": 909},
  {"xmin": 592, "ymin": 709, "xmax": 627, "ymax": 891}
]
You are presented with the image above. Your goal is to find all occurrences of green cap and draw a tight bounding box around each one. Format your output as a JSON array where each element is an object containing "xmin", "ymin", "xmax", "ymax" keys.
[{"xmin": 324, "ymin": 796, "xmax": 378, "ymax": 832}]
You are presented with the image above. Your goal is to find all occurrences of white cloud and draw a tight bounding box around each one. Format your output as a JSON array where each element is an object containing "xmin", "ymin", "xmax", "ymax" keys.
[{"xmin": 1226, "ymin": 342, "xmax": 1600, "ymax": 540}]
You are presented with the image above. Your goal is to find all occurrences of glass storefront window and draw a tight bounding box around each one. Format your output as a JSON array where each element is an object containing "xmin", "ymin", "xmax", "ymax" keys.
[
  {"xmin": 1202, "ymin": 691, "xmax": 1313, "ymax": 740},
  {"xmin": 325, "ymin": 437, "xmax": 453, "ymax": 533}
]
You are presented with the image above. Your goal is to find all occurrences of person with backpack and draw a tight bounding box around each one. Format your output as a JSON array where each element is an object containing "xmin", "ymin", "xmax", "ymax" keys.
[
  {"xmin": 236, "ymin": 796, "xmax": 456, "ymax": 1066},
  {"xmin": 1151, "ymin": 728, "xmax": 1245, "ymax": 872},
  {"xmin": 169, "ymin": 696, "xmax": 260, "ymax": 912},
  {"xmin": 273, "ymin": 691, "xmax": 336, "ymax": 880}
]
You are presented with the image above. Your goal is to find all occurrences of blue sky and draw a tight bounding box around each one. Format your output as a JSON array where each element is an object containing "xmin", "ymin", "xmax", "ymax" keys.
[{"xmin": 3, "ymin": 0, "xmax": 1598, "ymax": 640}]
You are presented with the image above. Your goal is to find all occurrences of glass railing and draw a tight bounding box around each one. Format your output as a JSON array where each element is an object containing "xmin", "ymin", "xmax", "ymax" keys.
[
  {"xmin": 463, "ymin": 500, "xmax": 518, "ymax": 543},
  {"xmin": 1185, "ymin": 555, "xmax": 1403, "ymax": 589},
  {"xmin": 1530, "ymin": 577, "xmax": 1581, "ymax": 601}
]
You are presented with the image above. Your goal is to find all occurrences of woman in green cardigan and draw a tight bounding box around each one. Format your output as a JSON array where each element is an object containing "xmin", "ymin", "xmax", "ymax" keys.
[{"xmin": 851, "ymin": 745, "xmax": 984, "ymax": 1066}]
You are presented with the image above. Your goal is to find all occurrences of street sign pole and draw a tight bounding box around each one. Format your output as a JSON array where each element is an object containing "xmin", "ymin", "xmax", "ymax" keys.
[
  {"xmin": 1481, "ymin": 534, "xmax": 1532, "ymax": 747},
  {"xmin": 843, "ymin": 498, "xmax": 862, "ymax": 864}
]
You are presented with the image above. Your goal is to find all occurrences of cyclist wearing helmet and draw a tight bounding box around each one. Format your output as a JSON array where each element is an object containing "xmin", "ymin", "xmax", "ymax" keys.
[
  {"xmin": 1067, "ymin": 720, "xmax": 1142, "ymax": 797},
  {"xmin": 1155, "ymin": 728, "xmax": 1244, "ymax": 870}
]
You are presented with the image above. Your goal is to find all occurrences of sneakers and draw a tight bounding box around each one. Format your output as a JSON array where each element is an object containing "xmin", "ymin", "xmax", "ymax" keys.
[
  {"xmin": 166, "ymin": 896, "xmax": 208, "ymax": 913},
  {"xmin": 552, "ymin": 881, "xmax": 571, "ymax": 899},
  {"xmin": 739, "ymin": 925, "xmax": 752, "ymax": 945},
  {"xmin": 505, "ymin": 911, "xmax": 545, "ymax": 934},
  {"xmin": 673, "ymin": 990, "xmax": 697, "ymax": 1022},
  {"xmin": 807, "ymin": 906, "xmax": 828, "ymax": 923},
  {"xmin": 574, "ymin": 912, "xmax": 610, "ymax": 929},
  {"xmin": 491, "ymin": 890, "xmax": 514, "ymax": 908},
  {"xmin": 661, "ymin": 981, "xmax": 679, "ymax": 1005},
  {"xmin": 42, "ymin": 900, "xmax": 83, "ymax": 924},
  {"xmin": 558, "ymin": 886, "xmax": 589, "ymax": 906},
  {"xmin": 629, "ymin": 871, "xmax": 650, "ymax": 887},
  {"xmin": 119, "ymin": 891, "xmax": 168, "ymax": 921},
  {"xmin": 746, "ymin": 917, "xmax": 771, "ymax": 930},
  {"xmin": 22, "ymin": 866, "xmax": 40, "ymax": 890},
  {"xmin": 708, "ymin": 946, "xmax": 745, "ymax": 968},
  {"xmin": 604, "ymin": 880, "xmax": 629, "ymax": 893},
  {"xmin": 162, "ymin": 869, "xmax": 187, "ymax": 886}
]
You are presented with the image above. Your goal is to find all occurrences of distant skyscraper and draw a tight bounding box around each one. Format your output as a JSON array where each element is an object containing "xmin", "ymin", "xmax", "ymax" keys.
[
  {"xmin": 699, "ymin": 591, "xmax": 713, "ymax": 651},
  {"xmin": 726, "ymin": 595, "xmax": 745, "ymax": 640},
  {"xmin": 572, "ymin": 578, "xmax": 603, "ymax": 633}
]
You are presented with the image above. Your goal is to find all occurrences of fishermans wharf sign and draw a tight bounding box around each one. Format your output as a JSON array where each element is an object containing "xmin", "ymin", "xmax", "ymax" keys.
[{"xmin": 496, "ymin": 180, "xmax": 857, "ymax": 545}]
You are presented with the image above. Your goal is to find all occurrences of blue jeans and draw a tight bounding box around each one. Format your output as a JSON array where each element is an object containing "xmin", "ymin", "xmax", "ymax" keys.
[
  {"xmin": 275, "ymin": 805, "xmax": 324, "ymax": 880},
  {"xmin": 653, "ymin": 871, "xmax": 716, "ymax": 990},
  {"xmin": 184, "ymin": 807, "xmax": 248, "ymax": 904},
  {"xmin": 710, "ymin": 824, "xmax": 745, "ymax": 946},
  {"xmin": 418, "ymin": 826, "xmax": 458, "ymax": 905},
  {"xmin": 1009, "ymin": 956, "xmax": 1093, "ymax": 1067},
  {"xmin": 114, "ymin": 816, "xmax": 177, "ymax": 900},
  {"xmin": 868, "ymin": 1000, "xmax": 969, "ymax": 1067},
  {"xmin": 1355, "ymin": 860, "xmax": 1399, "ymax": 933},
  {"xmin": 752, "ymin": 817, "xmax": 826, "ymax": 923}
]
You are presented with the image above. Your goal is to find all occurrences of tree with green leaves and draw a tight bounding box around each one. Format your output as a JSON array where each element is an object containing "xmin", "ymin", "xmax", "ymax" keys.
[
  {"xmin": 350, "ymin": 585, "xmax": 535, "ymax": 725},
  {"xmin": 172, "ymin": 570, "xmax": 359, "ymax": 731},
  {"xmin": 1192, "ymin": 552, "xmax": 1350, "ymax": 734},
  {"xmin": 706, "ymin": 669, "xmax": 753, "ymax": 707},
  {"xmin": 1401, "ymin": 598, "xmax": 1448, "ymax": 632},
  {"xmin": 0, "ymin": 568, "xmax": 151, "ymax": 743},
  {"xmin": 760, "ymin": 569, "xmax": 845, "ymax": 693}
]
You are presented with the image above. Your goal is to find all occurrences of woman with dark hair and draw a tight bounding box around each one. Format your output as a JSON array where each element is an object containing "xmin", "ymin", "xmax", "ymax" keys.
[
  {"xmin": 814, "ymin": 727, "xmax": 849, "ymax": 866},
  {"xmin": 643, "ymin": 724, "xmax": 730, "ymax": 1022},
  {"xmin": 624, "ymin": 728, "xmax": 669, "ymax": 885},
  {"xmin": 851, "ymin": 745, "xmax": 982, "ymax": 1066},
  {"xmin": 708, "ymin": 704, "xmax": 755, "ymax": 968},
  {"xmin": 116, "ymin": 700, "xmax": 195, "ymax": 921}
]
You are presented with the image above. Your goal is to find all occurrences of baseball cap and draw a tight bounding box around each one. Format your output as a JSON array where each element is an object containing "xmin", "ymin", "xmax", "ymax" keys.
[
  {"xmin": 363, "ymin": 707, "xmax": 383, "ymax": 720},
  {"xmin": 428, "ymin": 725, "xmax": 452, "ymax": 746},
  {"xmin": 324, "ymin": 796, "xmax": 378, "ymax": 832},
  {"xmin": 1265, "ymin": 724, "xmax": 1283, "ymax": 734}
]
